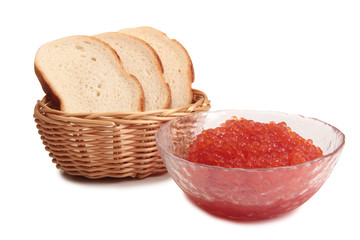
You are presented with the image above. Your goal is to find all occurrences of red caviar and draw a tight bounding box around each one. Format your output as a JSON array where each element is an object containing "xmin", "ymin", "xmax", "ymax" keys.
[{"xmin": 188, "ymin": 117, "xmax": 323, "ymax": 169}]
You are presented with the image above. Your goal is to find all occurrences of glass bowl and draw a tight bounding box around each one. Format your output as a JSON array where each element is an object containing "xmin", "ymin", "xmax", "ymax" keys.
[{"xmin": 156, "ymin": 110, "xmax": 345, "ymax": 220}]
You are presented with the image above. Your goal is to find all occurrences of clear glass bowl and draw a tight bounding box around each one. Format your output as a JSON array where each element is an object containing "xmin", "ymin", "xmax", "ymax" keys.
[{"xmin": 156, "ymin": 110, "xmax": 345, "ymax": 220}]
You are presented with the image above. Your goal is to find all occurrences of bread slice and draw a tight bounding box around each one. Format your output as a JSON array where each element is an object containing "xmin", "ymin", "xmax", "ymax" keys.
[
  {"xmin": 34, "ymin": 35, "xmax": 145, "ymax": 113},
  {"xmin": 95, "ymin": 32, "xmax": 171, "ymax": 111},
  {"xmin": 119, "ymin": 27, "xmax": 194, "ymax": 108}
]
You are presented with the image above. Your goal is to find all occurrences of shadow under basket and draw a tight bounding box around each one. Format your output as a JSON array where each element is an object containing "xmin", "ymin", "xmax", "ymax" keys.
[{"xmin": 34, "ymin": 89, "xmax": 210, "ymax": 179}]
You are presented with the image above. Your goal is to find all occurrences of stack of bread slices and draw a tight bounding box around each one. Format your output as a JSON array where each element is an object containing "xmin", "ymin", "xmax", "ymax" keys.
[{"xmin": 35, "ymin": 27, "xmax": 194, "ymax": 113}]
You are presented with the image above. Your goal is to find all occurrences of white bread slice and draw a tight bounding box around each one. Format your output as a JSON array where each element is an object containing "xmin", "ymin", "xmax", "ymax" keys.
[
  {"xmin": 95, "ymin": 32, "xmax": 171, "ymax": 111},
  {"xmin": 34, "ymin": 35, "xmax": 145, "ymax": 113},
  {"xmin": 119, "ymin": 27, "xmax": 194, "ymax": 108}
]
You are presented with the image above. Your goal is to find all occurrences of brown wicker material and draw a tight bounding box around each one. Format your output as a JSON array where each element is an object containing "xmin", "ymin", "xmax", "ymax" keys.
[{"xmin": 34, "ymin": 89, "xmax": 210, "ymax": 179}]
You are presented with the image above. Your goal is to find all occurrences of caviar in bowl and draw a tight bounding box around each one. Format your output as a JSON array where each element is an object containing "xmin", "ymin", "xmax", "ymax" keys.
[{"xmin": 156, "ymin": 110, "xmax": 345, "ymax": 220}]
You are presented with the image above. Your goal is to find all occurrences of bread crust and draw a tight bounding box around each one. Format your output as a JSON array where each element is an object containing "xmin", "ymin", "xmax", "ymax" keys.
[
  {"xmin": 128, "ymin": 74, "xmax": 145, "ymax": 111},
  {"xmin": 120, "ymin": 27, "xmax": 194, "ymax": 106},
  {"xmin": 91, "ymin": 36, "xmax": 145, "ymax": 111},
  {"xmin": 136, "ymin": 35, "xmax": 170, "ymax": 108},
  {"xmin": 118, "ymin": 33, "xmax": 170, "ymax": 108},
  {"xmin": 95, "ymin": 32, "xmax": 171, "ymax": 110},
  {"xmin": 171, "ymin": 38, "xmax": 194, "ymax": 104},
  {"xmin": 34, "ymin": 60, "xmax": 62, "ymax": 110},
  {"xmin": 132, "ymin": 26, "xmax": 194, "ymax": 82},
  {"xmin": 142, "ymin": 37, "xmax": 171, "ymax": 108},
  {"xmin": 163, "ymin": 82, "xmax": 171, "ymax": 108}
]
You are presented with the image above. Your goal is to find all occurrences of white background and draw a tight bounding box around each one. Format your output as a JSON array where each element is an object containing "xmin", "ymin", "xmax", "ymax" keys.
[{"xmin": 1, "ymin": 0, "xmax": 359, "ymax": 239}]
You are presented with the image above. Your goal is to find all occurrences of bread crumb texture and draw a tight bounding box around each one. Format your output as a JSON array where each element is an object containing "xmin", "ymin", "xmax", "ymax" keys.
[{"xmin": 35, "ymin": 36, "xmax": 144, "ymax": 113}]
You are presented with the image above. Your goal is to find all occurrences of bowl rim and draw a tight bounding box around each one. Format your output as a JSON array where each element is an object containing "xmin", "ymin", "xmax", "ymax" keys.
[{"xmin": 156, "ymin": 109, "xmax": 346, "ymax": 172}]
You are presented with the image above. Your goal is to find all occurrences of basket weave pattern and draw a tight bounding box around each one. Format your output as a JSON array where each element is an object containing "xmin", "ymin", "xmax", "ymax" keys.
[{"xmin": 34, "ymin": 89, "xmax": 210, "ymax": 179}]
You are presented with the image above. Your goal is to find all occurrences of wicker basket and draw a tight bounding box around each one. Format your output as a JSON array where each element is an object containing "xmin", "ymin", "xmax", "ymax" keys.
[{"xmin": 34, "ymin": 89, "xmax": 210, "ymax": 179}]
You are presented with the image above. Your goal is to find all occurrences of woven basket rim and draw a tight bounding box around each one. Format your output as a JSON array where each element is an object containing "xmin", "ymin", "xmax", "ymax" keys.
[{"xmin": 34, "ymin": 89, "xmax": 210, "ymax": 126}]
